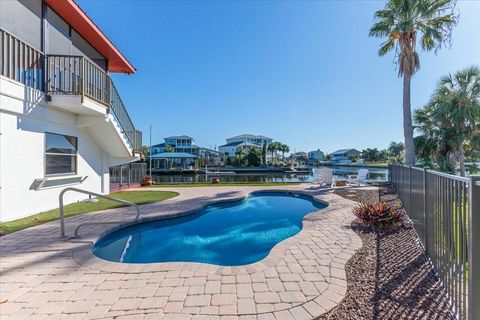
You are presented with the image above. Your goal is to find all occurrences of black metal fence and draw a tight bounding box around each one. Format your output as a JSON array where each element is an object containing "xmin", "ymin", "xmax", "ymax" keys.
[
  {"xmin": 110, "ymin": 163, "xmax": 146, "ymax": 191},
  {"xmin": 46, "ymin": 54, "xmax": 110, "ymax": 105},
  {"xmin": 389, "ymin": 165, "xmax": 480, "ymax": 320}
]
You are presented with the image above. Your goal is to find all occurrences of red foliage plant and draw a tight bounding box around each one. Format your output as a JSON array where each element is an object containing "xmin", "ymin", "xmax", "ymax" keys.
[{"xmin": 352, "ymin": 202, "xmax": 403, "ymax": 228}]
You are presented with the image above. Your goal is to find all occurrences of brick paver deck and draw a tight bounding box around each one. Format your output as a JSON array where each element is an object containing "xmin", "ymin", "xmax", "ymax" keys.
[{"xmin": 0, "ymin": 185, "xmax": 362, "ymax": 319}]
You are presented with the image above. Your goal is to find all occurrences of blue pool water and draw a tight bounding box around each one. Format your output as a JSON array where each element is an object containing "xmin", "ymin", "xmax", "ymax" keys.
[{"xmin": 93, "ymin": 192, "xmax": 326, "ymax": 266}]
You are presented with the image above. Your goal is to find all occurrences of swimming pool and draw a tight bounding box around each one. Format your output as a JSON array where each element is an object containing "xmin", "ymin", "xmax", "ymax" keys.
[{"xmin": 93, "ymin": 192, "xmax": 326, "ymax": 266}]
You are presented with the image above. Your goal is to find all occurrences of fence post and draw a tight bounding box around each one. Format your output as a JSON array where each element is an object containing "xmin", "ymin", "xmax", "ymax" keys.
[
  {"xmin": 423, "ymin": 168, "xmax": 429, "ymax": 253},
  {"xmin": 408, "ymin": 166, "xmax": 412, "ymax": 215},
  {"xmin": 469, "ymin": 176, "xmax": 480, "ymax": 320}
]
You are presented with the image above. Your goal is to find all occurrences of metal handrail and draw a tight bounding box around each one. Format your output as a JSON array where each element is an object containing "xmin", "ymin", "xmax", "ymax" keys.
[
  {"xmin": 59, "ymin": 187, "xmax": 140, "ymax": 238},
  {"xmin": 425, "ymin": 168, "xmax": 470, "ymax": 182}
]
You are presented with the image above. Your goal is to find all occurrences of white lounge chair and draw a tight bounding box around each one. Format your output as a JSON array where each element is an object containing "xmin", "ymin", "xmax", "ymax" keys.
[
  {"xmin": 313, "ymin": 167, "xmax": 336, "ymax": 187},
  {"xmin": 348, "ymin": 169, "xmax": 368, "ymax": 186}
]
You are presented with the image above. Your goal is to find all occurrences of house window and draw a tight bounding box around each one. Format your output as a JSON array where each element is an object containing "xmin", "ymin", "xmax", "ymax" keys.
[{"xmin": 45, "ymin": 133, "xmax": 78, "ymax": 176}]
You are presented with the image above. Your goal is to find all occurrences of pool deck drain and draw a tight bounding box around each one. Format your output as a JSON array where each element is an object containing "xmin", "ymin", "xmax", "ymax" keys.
[{"xmin": 0, "ymin": 185, "xmax": 362, "ymax": 320}]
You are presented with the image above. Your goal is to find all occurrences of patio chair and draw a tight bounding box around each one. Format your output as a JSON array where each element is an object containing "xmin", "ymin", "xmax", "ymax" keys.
[
  {"xmin": 347, "ymin": 169, "xmax": 368, "ymax": 186},
  {"xmin": 313, "ymin": 167, "xmax": 336, "ymax": 187}
]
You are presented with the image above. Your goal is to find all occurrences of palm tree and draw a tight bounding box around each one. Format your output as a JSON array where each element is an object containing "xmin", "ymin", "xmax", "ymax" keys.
[
  {"xmin": 280, "ymin": 144, "xmax": 290, "ymax": 162},
  {"xmin": 274, "ymin": 142, "xmax": 282, "ymax": 164},
  {"xmin": 267, "ymin": 143, "xmax": 277, "ymax": 165},
  {"xmin": 164, "ymin": 145, "xmax": 176, "ymax": 153},
  {"xmin": 141, "ymin": 145, "xmax": 149, "ymax": 159},
  {"xmin": 388, "ymin": 141, "xmax": 405, "ymax": 163},
  {"xmin": 415, "ymin": 103, "xmax": 457, "ymax": 173},
  {"xmin": 369, "ymin": 0, "xmax": 457, "ymax": 166},
  {"xmin": 415, "ymin": 66, "xmax": 480, "ymax": 176},
  {"xmin": 261, "ymin": 142, "xmax": 267, "ymax": 165}
]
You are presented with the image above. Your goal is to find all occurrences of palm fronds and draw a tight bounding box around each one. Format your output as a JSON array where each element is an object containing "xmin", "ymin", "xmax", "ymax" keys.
[{"xmin": 369, "ymin": 0, "xmax": 458, "ymax": 76}]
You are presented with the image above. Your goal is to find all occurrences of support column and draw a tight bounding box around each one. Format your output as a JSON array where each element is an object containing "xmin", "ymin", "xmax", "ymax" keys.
[{"xmin": 100, "ymin": 151, "xmax": 109, "ymax": 194}]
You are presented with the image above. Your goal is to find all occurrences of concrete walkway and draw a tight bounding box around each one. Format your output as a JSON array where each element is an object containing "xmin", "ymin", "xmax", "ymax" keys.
[{"xmin": 0, "ymin": 184, "xmax": 362, "ymax": 320}]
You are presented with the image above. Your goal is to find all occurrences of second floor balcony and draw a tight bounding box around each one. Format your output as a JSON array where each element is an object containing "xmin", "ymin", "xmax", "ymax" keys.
[
  {"xmin": 45, "ymin": 54, "xmax": 142, "ymax": 155},
  {"xmin": 0, "ymin": 28, "xmax": 142, "ymax": 156}
]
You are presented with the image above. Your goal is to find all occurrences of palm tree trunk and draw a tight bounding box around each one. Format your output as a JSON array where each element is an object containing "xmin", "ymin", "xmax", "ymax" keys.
[
  {"xmin": 459, "ymin": 149, "xmax": 466, "ymax": 177},
  {"xmin": 403, "ymin": 73, "xmax": 415, "ymax": 166},
  {"xmin": 460, "ymin": 159, "xmax": 466, "ymax": 177}
]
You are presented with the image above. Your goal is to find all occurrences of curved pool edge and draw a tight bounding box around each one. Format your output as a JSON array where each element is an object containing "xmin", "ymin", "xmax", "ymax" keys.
[
  {"xmin": 91, "ymin": 189, "xmax": 329, "ymax": 245},
  {"xmin": 69, "ymin": 188, "xmax": 364, "ymax": 318},
  {"xmin": 92, "ymin": 190, "xmax": 327, "ymax": 266},
  {"xmin": 71, "ymin": 189, "xmax": 349, "ymax": 275}
]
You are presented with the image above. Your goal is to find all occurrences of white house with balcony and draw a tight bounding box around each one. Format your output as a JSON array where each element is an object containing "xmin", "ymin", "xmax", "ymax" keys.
[
  {"xmin": 150, "ymin": 135, "xmax": 197, "ymax": 155},
  {"xmin": 329, "ymin": 149, "xmax": 361, "ymax": 163},
  {"xmin": 149, "ymin": 135, "xmax": 222, "ymax": 169},
  {"xmin": 218, "ymin": 134, "xmax": 273, "ymax": 157},
  {"xmin": 0, "ymin": 0, "xmax": 142, "ymax": 221}
]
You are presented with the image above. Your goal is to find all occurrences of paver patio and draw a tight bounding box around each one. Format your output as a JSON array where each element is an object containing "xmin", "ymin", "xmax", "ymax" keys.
[{"xmin": 0, "ymin": 184, "xmax": 362, "ymax": 319}]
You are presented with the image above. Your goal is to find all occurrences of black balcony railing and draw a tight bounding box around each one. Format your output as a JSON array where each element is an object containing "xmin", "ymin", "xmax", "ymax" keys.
[
  {"xmin": 0, "ymin": 28, "xmax": 43, "ymax": 91},
  {"xmin": 0, "ymin": 28, "xmax": 142, "ymax": 155},
  {"xmin": 45, "ymin": 54, "xmax": 142, "ymax": 154}
]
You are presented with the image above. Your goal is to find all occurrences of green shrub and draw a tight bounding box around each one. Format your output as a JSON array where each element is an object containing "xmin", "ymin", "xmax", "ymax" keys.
[{"xmin": 352, "ymin": 202, "xmax": 403, "ymax": 228}]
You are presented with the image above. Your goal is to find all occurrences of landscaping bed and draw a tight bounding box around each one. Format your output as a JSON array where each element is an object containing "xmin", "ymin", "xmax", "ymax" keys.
[{"xmin": 317, "ymin": 186, "xmax": 455, "ymax": 319}]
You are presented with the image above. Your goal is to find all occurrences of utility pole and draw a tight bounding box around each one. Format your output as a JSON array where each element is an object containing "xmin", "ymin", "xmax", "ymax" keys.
[{"xmin": 149, "ymin": 125, "xmax": 152, "ymax": 176}]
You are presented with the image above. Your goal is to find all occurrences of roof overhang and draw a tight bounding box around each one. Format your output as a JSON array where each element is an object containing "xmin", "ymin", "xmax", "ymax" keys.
[{"xmin": 45, "ymin": 0, "xmax": 135, "ymax": 74}]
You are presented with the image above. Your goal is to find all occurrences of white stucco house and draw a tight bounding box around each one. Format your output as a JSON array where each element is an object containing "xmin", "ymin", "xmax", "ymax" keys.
[
  {"xmin": 218, "ymin": 134, "xmax": 273, "ymax": 157},
  {"xmin": 0, "ymin": 0, "xmax": 142, "ymax": 222}
]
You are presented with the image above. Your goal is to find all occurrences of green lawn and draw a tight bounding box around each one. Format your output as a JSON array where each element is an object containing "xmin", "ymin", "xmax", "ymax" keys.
[
  {"xmin": 0, "ymin": 191, "xmax": 178, "ymax": 236},
  {"xmin": 144, "ymin": 182, "xmax": 302, "ymax": 188}
]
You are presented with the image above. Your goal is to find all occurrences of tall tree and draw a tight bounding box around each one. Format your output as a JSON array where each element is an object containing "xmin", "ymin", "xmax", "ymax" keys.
[
  {"xmin": 414, "ymin": 66, "xmax": 480, "ymax": 176},
  {"xmin": 388, "ymin": 141, "xmax": 405, "ymax": 163},
  {"xmin": 246, "ymin": 148, "xmax": 262, "ymax": 167},
  {"xmin": 280, "ymin": 144, "xmax": 290, "ymax": 162},
  {"xmin": 267, "ymin": 143, "xmax": 276, "ymax": 165},
  {"xmin": 361, "ymin": 148, "xmax": 383, "ymax": 162},
  {"xmin": 262, "ymin": 142, "xmax": 267, "ymax": 166},
  {"xmin": 369, "ymin": 0, "xmax": 457, "ymax": 165}
]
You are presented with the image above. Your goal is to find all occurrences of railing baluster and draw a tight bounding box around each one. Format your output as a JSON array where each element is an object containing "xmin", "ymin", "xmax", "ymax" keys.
[{"xmin": 0, "ymin": 31, "xmax": 4, "ymax": 75}]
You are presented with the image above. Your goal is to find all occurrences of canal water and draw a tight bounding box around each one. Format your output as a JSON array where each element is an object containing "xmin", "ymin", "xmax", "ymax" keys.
[{"xmin": 152, "ymin": 166, "xmax": 389, "ymax": 184}]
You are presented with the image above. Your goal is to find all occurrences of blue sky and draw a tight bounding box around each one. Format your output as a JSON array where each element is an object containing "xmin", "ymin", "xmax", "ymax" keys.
[{"xmin": 78, "ymin": 0, "xmax": 479, "ymax": 154}]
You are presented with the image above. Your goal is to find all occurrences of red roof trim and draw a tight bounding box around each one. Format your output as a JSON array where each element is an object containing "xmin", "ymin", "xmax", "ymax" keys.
[{"xmin": 45, "ymin": 0, "xmax": 135, "ymax": 74}]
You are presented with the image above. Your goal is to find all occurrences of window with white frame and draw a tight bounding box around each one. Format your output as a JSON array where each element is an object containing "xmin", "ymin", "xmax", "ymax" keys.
[{"xmin": 45, "ymin": 132, "xmax": 78, "ymax": 176}]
